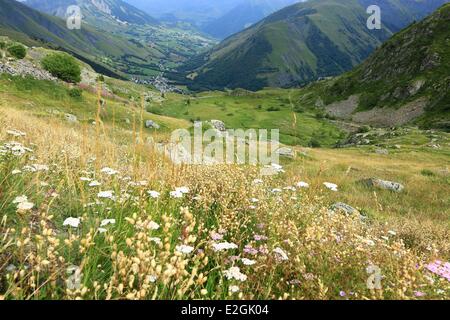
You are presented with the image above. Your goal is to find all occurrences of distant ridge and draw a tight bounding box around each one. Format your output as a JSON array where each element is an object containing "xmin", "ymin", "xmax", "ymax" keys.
[{"xmin": 183, "ymin": 0, "xmax": 449, "ymax": 91}]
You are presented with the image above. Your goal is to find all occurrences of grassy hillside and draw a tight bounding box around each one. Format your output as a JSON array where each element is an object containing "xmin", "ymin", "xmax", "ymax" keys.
[
  {"xmin": 0, "ymin": 0, "xmax": 215, "ymax": 79},
  {"xmin": 0, "ymin": 71, "xmax": 449, "ymax": 299},
  {"xmin": 183, "ymin": 0, "xmax": 449, "ymax": 90},
  {"xmin": 307, "ymin": 3, "xmax": 450, "ymax": 130}
]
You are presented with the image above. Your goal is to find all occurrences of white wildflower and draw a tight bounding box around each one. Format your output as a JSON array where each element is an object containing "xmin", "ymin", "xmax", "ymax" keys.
[
  {"xmin": 13, "ymin": 195, "xmax": 28, "ymax": 204},
  {"xmin": 63, "ymin": 217, "xmax": 81, "ymax": 228},
  {"xmin": 98, "ymin": 190, "xmax": 114, "ymax": 199},
  {"xmin": 13, "ymin": 195, "xmax": 34, "ymax": 212},
  {"xmin": 32, "ymin": 164, "xmax": 49, "ymax": 172},
  {"xmin": 147, "ymin": 190, "xmax": 160, "ymax": 198},
  {"xmin": 213, "ymin": 242, "xmax": 238, "ymax": 252},
  {"xmin": 273, "ymin": 247, "xmax": 289, "ymax": 261},
  {"xmin": 176, "ymin": 186, "xmax": 189, "ymax": 194},
  {"xmin": 323, "ymin": 182, "xmax": 338, "ymax": 192},
  {"xmin": 98, "ymin": 228, "xmax": 108, "ymax": 234},
  {"xmin": 296, "ymin": 181, "xmax": 310, "ymax": 188},
  {"xmin": 89, "ymin": 180, "xmax": 101, "ymax": 187},
  {"xmin": 22, "ymin": 165, "xmax": 36, "ymax": 172},
  {"xmin": 11, "ymin": 169, "xmax": 22, "ymax": 175},
  {"xmin": 100, "ymin": 167, "xmax": 118, "ymax": 176},
  {"xmin": 149, "ymin": 237, "xmax": 162, "ymax": 244},
  {"xmin": 100, "ymin": 219, "xmax": 116, "ymax": 227},
  {"xmin": 224, "ymin": 267, "xmax": 247, "ymax": 282},
  {"xmin": 241, "ymin": 258, "xmax": 256, "ymax": 266},
  {"xmin": 176, "ymin": 244, "xmax": 194, "ymax": 254},
  {"xmin": 170, "ymin": 190, "xmax": 183, "ymax": 198},
  {"xmin": 17, "ymin": 201, "xmax": 34, "ymax": 212},
  {"xmin": 229, "ymin": 285, "xmax": 240, "ymax": 293},
  {"xmin": 147, "ymin": 221, "xmax": 160, "ymax": 230}
]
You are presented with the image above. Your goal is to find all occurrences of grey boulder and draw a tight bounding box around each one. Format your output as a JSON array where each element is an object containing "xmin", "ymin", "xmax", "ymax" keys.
[
  {"xmin": 145, "ymin": 120, "xmax": 160, "ymax": 129},
  {"xmin": 330, "ymin": 202, "xmax": 359, "ymax": 215},
  {"xmin": 363, "ymin": 178, "xmax": 405, "ymax": 192}
]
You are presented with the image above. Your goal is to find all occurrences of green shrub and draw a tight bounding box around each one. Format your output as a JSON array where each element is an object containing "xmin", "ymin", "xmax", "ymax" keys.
[
  {"xmin": 0, "ymin": 41, "xmax": 6, "ymax": 50},
  {"xmin": 68, "ymin": 88, "xmax": 83, "ymax": 99},
  {"xmin": 41, "ymin": 53, "xmax": 81, "ymax": 83},
  {"xmin": 7, "ymin": 44, "xmax": 27, "ymax": 59},
  {"xmin": 308, "ymin": 138, "xmax": 321, "ymax": 148},
  {"xmin": 420, "ymin": 169, "xmax": 435, "ymax": 177},
  {"xmin": 360, "ymin": 92, "xmax": 379, "ymax": 110},
  {"xmin": 357, "ymin": 125, "xmax": 371, "ymax": 133},
  {"xmin": 267, "ymin": 106, "xmax": 280, "ymax": 112}
]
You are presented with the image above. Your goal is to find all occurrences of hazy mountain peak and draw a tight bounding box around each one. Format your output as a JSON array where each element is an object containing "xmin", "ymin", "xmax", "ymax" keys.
[{"xmin": 24, "ymin": 0, "xmax": 158, "ymax": 25}]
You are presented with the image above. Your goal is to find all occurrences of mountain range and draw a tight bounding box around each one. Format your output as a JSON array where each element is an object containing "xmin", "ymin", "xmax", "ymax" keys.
[
  {"xmin": 124, "ymin": 0, "xmax": 301, "ymax": 39},
  {"xmin": 2, "ymin": 0, "xmax": 214, "ymax": 79},
  {"xmin": 183, "ymin": 0, "xmax": 449, "ymax": 91},
  {"xmin": 201, "ymin": 0, "xmax": 301, "ymax": 39}
]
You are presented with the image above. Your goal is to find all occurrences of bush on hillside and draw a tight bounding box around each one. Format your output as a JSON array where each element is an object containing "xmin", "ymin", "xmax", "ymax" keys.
[
  {"xmin": 7, "ymin": 44, "xmax": 27, "ymax": 59},
  {"xmin": 267, "ymin": 106, "xmax": 280, "ymax": 112},
  {"xmin": 68, "ymin": 88, "xmax": 83, "ymax": 99},
  {"xmin": 41, "ymin": 53, "xmax": 81, "ymax": 83},
  {"xmin": 309, "ymin": 138, "xmax": 321, "ymax": 148}
]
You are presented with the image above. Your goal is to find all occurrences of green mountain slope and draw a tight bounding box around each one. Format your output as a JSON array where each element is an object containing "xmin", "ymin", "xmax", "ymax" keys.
[
  {"xmin": 184, "ymin": 0, "xmax": 449, "ymax": 91},
  {"xmin": 0, "ymin": 0, "xmax": 159, "ymax": 77},
  {"xmin": 0, "ymin": 0, "xmax": 214, "ymax": 79},
  {"xmin": 312, "ymin": 3, "xmax": 450, "ymax": 130}
]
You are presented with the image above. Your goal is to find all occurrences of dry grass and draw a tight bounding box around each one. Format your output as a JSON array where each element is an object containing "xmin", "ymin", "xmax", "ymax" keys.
[{"xmin": 0, "ymin": 105, "xmax": 449, "ymax": 300}]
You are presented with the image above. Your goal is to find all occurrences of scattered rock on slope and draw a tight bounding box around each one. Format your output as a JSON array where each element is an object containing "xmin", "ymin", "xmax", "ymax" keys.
[
  {"xmin": 0, "ymin": 59, "xmax": 56, "ymax": 81},
  {"xmin": 362, "ymin": 178, "xmax": 405, "ymax": 192},
  {"xmin": 65, "ymin": 114, "xmax": 78, "ymax": 123},
  {"xmin": 330, "ymin": 202, "xmax": 359, "ymax": 215},
  {"xmin": 145, "ymin": 120, "xmax": 160, "ymax": 129},
  {"xmin": 276, "ymin": 147, "xmax": 295, "ymax": 158},
  {"xmin": 210, "ymin": 120, "xmax": 226, "ymax": 132}
]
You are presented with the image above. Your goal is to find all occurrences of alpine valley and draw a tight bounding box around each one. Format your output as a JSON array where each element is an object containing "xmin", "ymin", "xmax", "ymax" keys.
[{"xmin": 0, "ymin": 0, "xmax": 449, "ymax": 301}]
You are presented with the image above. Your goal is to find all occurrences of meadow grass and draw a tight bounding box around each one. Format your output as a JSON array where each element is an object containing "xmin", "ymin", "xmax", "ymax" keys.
[
  {"xmin": 0, "ymin": 76, "xmax": 449, "ymax": 300},
  {"xmin": 152, "ymin": 89, "xmax": 344, "ymax": 147},
  {"xmin": 0, "ymin": 97, "xmax": 449, "ymax": 299}
]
